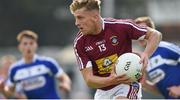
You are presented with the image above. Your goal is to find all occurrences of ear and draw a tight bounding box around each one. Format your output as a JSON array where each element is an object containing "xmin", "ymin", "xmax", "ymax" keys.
[
  {"xmin": 95, "ymin": 12, "xmax": 100, "ymax": 20},
  {"xmin": 91, "ymin": 13, "xmax": 99, "ymax": 22}
]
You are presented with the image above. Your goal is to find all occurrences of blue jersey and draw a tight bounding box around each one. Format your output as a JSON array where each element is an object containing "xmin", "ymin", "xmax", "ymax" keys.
[
  {"xmin": 7, "ymin": 55, "xmax": 64, "ymax": 99},
  {"xmin": 147, "ymin": 41, "xmax": 180, "ymax": 99}
]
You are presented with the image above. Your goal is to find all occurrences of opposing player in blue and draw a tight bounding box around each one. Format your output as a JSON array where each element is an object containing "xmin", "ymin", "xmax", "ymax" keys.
[
  {"xmin": 135, "ymin": 16, "xmax": 180, "ymax": 99},
  {"xmin": 0, "ymin": 30, "xmax": 71, "ymax": 99}
]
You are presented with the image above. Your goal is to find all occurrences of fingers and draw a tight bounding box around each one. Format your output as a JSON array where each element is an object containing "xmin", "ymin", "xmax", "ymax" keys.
[
  {"xmin": 140, "ymin": 56, "xmax": 148, "ymax": 76},
  {"xmin": 139, "ymin": 73, "xmax": 146, "ymax": 83},
  {"xmin": 111, "ymin": 64, "xmax": 133, "ymax": 85},
  {"xmin": 143, "ymin": 58, "xmax": 148, "ymax": 68},
  {"xmin": 139, "ymin": 54, "xmax": 145, "ymax": 64},
  {"xmin": 59, "ymin": 83, "xmax": 71, "ymax": 92},
  {"xmin": 139, "ymin": 53, "xmax": 148, "ymax": 67},
  {"xmin": 140, "ymin": 57, "xmax": 147, "ymax": 68},
  {"xmin": 167, "ymin": 87, "xmax": 180, "ymax": 98},
  {"xmin": 111, "ymin": 64, "xmax": 116, "ymax": 75},
  {"xmin": 139, "ymin": 57, "xmax": 143, "ymax": 64},
  {"xmin": 115, "ymin": 74, "xmax": 133, "ymax": 84},
  {"xmin": 169, "ymin": 91, "xmax": 179, "ymax": 98}
]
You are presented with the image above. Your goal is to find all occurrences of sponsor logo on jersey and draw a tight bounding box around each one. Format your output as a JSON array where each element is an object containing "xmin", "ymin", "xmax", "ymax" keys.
[
  {"xmin": 95, "ymin": 40, "xmax": 106, "ymax": 45},
  {"xmin": 149, "ymin": 69, "xmax": 165, "ymax": 84},
  {"xmin": 14, "ymin": 65, "xmax": 51, "ymax": 81},
  {"xmin": 85, "ymin": 46, "xmax": 93, "ymax": 52},
  {"xmin": 21, "ymin": 76, "xmax": 46, "ymax": 91},
  {"xmin": 103, "ymin": 58, "xmax": 113, "ymax": 68},
  {"xmin": 110, "ymin": 36, "xmax": 118, "ymax": 45},
  {"xmin": 95, "ymin": 54, "xmax": 118, "ymax": 74}
]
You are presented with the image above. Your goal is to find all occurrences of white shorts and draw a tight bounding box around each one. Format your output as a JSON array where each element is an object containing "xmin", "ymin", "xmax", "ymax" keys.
[{"xmin": 94, "ymin": 82, "xmax": 142, "ymax": 99}]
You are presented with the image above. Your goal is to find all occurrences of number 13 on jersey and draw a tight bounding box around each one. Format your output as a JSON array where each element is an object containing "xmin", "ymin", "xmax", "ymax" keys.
[{"xmin": 98, "ymin": 44, "xmax": 106, "ymax": 52}]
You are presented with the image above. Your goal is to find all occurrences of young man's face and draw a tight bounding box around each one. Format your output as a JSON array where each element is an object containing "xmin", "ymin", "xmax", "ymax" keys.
[
  {"xmin": 73, "ymin": 7, "xmax": 98, "ymax": 35},
  {"xmin": 18, "ymin": 37, "xmax": 37, "ymax": 57}
]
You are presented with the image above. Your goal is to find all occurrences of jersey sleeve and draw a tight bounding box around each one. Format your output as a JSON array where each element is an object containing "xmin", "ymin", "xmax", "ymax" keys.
[
  {"xmin": 159, "ymin": 42, "xmax": 180, "ymax": 62},
  {"xmin": 47, "ymin": 58, "xmax": 64, "ymax": 78},
  {"xmin": 74, "ymin": 34, "xmax": 92, "ymax": 70},
  {"xmin": 147, "ymin": 42, "xmax": 180, "ymax": 71},
  {"xmin": 6, "ymin": 65, "xmax": 16, "ymax": 87},
  {"xmin": 123, "ymin": 20, "xmax": 148, "ymax": 40}
]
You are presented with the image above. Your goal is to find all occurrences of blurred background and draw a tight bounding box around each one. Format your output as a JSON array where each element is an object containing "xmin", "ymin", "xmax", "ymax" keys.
[{"xmin": 0, "ymin": 0, "xmax": 179, "ymax": 99}]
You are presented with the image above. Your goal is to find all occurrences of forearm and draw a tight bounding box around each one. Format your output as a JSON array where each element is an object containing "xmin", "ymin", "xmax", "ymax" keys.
[
  {"xmin": 142, "ymin": 80, "xmax": 160, "ymax": 95},
  {"xmin": 176, "ymin": 86, "xmax": 180, "ymax": 96},
  {"xmin": 81, "ymin": 68, "xmax": 114, "ymax": 89},
  {"xmin": 60, "ymin": 73, "xmax": 71, "ymax": 85},
  {"xmin": 144, "ymin": 29, "xmax": 162, "ymax": 57},
  {"xmin": 86, "ymin": 74, "xmax": 115, "ymax": 88},
  {"xmin": 58, "ymin": 73, "xmax": 71, "ymax": 92},
  {"xmin": 81, "ymin": 66, "xmax": 132, "ymax": 89},
  {"xmin": 86, "ymin": 75, "xmax": 113, "ymax": 89}
]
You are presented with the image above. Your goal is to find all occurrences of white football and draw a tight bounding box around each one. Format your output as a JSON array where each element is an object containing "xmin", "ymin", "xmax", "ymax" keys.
[{"xmin": 115, "ymin": 53, "xmax": 142, "ymax": 82}]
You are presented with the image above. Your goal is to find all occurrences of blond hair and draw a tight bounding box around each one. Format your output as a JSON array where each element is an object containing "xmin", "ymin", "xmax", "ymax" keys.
[
  {"xmin": 17, "ymin": 30, "xmax": 38, "ymax": 42},
  {"xmin": 70, "ymin": 0, "xmax": 101, "ymax": 14},
  {"xmin": 134, "ymin": 16, "xmax": 155, "ymax": 29}
]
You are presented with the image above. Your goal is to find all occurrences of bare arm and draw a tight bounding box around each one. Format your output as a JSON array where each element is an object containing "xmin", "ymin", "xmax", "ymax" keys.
[
  {"xmin": 140, "ymin": 27, "xmax": 162, "ymax": 73},
  {"xmin": 142, "ymin": 80, "xmax": 161, "ymax": 95},
  {"xmin": 81, "ymin": 65, "xmax": 132, "ymax": 89},
  {"xmin": 167, "ymin": 85, "xmax": 180, "ymax": 98},
  {"xmin": 143, "ymin": 27, "xmax": 162, "ymax": 57},
  {"xmin": 0, "ymin": 79, "xmax": 27, "ymax": 99},
  {"xmin": 140, "ymin": 73, "xmax": 160, "ymax": 95},
  {"xmin": 57, "ymin": 73, "xmax": 71, "ymax": 92}
]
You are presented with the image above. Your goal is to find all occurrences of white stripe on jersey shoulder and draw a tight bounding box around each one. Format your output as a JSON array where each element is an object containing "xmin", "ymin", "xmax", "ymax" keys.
[
  {"xmin": 9, "ymin": 59, "xmax": 24, "ymax": 69},
  {"xmin": 159, "ymin": 41, "xmax": 180, "ymax": 54},
  {"xmin": 104, "ymin": 19, "xmax": 147, "ymax": 32},
  {"xmin": 9, "ymin": 55, "xmax": 60, "ymax": 71},
  {"xmin": 74, "ymin": 32, "xmax": 83, "ymax": 50},
  {"xmin": 37, "ymin": 55, "xmax": 54, "ymax": 61},
  {"xmin": 37, "ymin": 55, "xmax": 64, "ymax": 77},
  {"xmin": 74, "ymin": 32, "xmax": 83, "ymax": 47},
  {"xmin": 8, "ymin": 59, "xmax": 24, "ymax": 76},
  {"xmin": 38, "ymin": 56, "xmax": 61, "ymax": 67},
  {"xmin": 74, "ymin": 32, "xmax": 84, "ymax": 69},
  {"xmin": 101, "ymin": 17, "xmax": 105, "ymax": 30}
]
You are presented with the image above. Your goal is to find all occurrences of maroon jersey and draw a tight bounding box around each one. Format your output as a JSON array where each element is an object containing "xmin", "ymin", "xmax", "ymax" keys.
[{"xmin": 74, "ymin": 18, "xmax": 147, "ymax": 90}]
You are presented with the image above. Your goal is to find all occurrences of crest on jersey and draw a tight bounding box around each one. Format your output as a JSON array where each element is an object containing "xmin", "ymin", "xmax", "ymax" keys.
[
  {"xmin": 110, "ymin": 36, "xmax": 118, "ymax": 45},
  {"xmin": 103, "ymin": 58, "xmax": 113, "ymax": 68}
]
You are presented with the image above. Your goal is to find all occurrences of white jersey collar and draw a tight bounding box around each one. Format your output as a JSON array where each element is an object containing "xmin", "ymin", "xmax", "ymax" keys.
[
  {"xmin": 101, "ymin": 17, "xmax": 105, "ymax": 30},
  {"xmin": 21, "ymin": 54, "xmax": 38, "ymax": 64}
]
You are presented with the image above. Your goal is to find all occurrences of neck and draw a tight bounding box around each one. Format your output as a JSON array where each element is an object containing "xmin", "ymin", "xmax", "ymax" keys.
[
  {"xmin": 24, "ymin": 55, "xmax": 34, "ymax": 64},
  {"xmin": 94, "ymin": 18, "xmax": 103, "ymax": 35}
]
